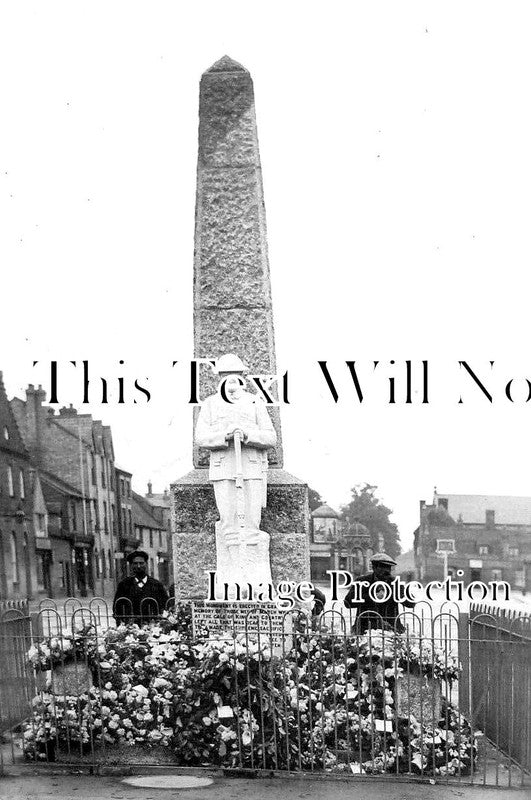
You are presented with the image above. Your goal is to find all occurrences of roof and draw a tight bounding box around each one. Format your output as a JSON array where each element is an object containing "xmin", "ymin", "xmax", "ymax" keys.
[
  {"xmin": 312, "ymin": 504, "xmax": 340, "ymax": 520},
  {"xmin": 145, "ymin": 492, "xmax": 171, "ymax": 509},
  {"xmin": 437, "ymin": 493, "xmax": 531, "ymax": 525},
  {"xmin": 132, "ymin": 491, "xmax": 164, "ymax": 530}
]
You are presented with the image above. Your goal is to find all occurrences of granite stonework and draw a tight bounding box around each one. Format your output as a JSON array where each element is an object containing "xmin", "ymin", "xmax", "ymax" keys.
[
  {"xmin": 172, "ymin": 56, "xmax": 309, "ymax": 597},
  {"xmin": 172, "ymin": 468, "xmax": 310, "ymax": 600},
  {"xmin": 192, "ymin": 56, "xmax": 282, "ymax": 468}
]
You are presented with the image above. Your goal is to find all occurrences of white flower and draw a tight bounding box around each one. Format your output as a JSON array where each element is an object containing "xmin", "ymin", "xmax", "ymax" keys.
[{"xmin": 132, "ymin": 684, "xmax": 149, "ymax": 697}]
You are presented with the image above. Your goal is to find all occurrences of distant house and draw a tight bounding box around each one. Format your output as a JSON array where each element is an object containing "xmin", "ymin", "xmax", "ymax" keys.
[
  {"xmin": 144, "ymin": 483, "xmax": 173, "ymax": 587},
  {"xmin": 132, "ymin": 492, "xmax": 169, "ymax": 587},
  {"xmin": 0, "ymin": 372, "xmax": 38, "ymax": 600},
  {"xmin": 415, "ymin": 489, "xmax": 531, "ymax": 590},
  {"xmin": 310, "ymin": 504, "xmax": 373, "ymax": 582}
]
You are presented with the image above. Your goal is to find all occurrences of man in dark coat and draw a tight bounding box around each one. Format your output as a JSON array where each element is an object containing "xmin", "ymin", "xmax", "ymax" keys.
[
  {"xmin": 113, "ymin": 550, "xmax": 169, "ymax": 625},
  {"xmin": 343, "ymin": 553, "xmax": 415, "ymax": 634}
]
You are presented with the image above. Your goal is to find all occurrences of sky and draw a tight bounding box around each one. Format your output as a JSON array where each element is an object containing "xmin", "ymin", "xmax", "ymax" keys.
[{"xmin": 1, "ymin": 2, "xmax": 531, "ymax": 551}]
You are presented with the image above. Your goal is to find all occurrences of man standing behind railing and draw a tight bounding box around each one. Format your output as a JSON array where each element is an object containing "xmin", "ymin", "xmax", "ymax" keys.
[
  {"xmin": 113, "ymin": 550, "xmax": 169, "ymax": 625},
  {"xmin": 344, "ymin": 553, "xmax": 415, "ymax": 634}
]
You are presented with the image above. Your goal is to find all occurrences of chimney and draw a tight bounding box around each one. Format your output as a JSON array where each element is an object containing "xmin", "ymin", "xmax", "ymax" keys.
[
  {"xmin": 25, "ymin": 383, "xmax": 47, "ymax": 466},
  {"xmin": 59, "ymin": 404, "xmax": 78, "ymax": 417}
]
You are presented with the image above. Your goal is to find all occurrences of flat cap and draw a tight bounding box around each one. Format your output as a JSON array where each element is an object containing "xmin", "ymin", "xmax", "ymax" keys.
[
  {"xmin": 127, "ymin": 550, "xmax": 149, "ymax": 564},
  {"xmin": 370, "ymin": 552, "xmax": 397, "ymax": 566}
]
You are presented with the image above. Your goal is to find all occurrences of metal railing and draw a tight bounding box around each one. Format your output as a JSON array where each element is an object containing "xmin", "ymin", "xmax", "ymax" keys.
[{"xmin": 0, "ymin": 600, "xmax": 529, "ymax": 787}]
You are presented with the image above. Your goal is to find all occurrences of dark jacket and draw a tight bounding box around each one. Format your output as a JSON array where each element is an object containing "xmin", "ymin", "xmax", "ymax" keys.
[
  {"xmin": 343, "ymin": 572, "xmax": 414, "ymax": 634},
  {"xmin": 113, "ymin": 576, "xmax": 169, "ymax": 625}
]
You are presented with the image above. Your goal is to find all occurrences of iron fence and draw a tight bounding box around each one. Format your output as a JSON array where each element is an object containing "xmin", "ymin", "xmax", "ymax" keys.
[{"xmin": 0, "ymin": 599, "xmax": 529, "ymax": 788}]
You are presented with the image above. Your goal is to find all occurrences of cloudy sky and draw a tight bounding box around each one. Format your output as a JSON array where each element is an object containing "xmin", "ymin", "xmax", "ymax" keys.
[{"xmin": 2, "ymin": 2, "xmax": 531, "ymax": 550}]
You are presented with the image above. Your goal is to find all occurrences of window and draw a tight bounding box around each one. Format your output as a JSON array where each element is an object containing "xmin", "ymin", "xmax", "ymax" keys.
[
  {"xmin": 120, "ymin": 478, "xmax": 125, "ymax": 497},
  {"xmin": 101, "ymin": 550, "xmax": 107, "ymax": 579},
  {"xmin": 11, "ymin": 533, "xmax": 18, "ymax": 584},
  {"xmin": 71, "ymin": 501, "xmax": 77, "ymax": 532},
  {"xmin": 108, "ymin": 549, "xmax": 113, "ymax": 577},
  {"xmin": 7, "ymin": 466, "xmax": 14, "ymax": 497},
  {"xmin": 150, "ymin": 558, "xmax": 154, "ymax": 576},
  {"xmin": 91, "ymin": 454, "xmax": 97, "ymax": 486},
  {"xmin": 149, "ymin": 530, "xmax": 153, "ymax": 548},
  {"xmin": 508, "ymin": 546, "xmax": 519, "ymax": 557},
  {"xmin": 3, "ymin": 426, "xmax": 9, "ymax": 440},
  {"xmin": 19, "ymin": 469, "xmax": 25, "ymax": 499},
  {"xmin": 478, "ymin": 545, "xmax": 489, "ymax": 556},
  {"xmin": 159, "ymin": 531, "xmax": 163, "ymax": 548},
  {"xmin": 128, "ymin": 509, "xmax": 132, "ymax": 534},
  {"xmin": 491, "ymin": 568, "xmax": 503, "ymax": 581},
  {"xmin": 101, "ymin": 457, "xmax": 106, "ymax": 488},
  {"xmin": 36, "ymin": 513, "xmax": 46, "ymax": 536},
  {"xmin": 103, "ymin": 500, "xmax": 108, "ymax": 534},
  {"xmin": 36, "ymin": 553, "xmax": 46, "ymax": 590},
  {"xmin": 95, "ymin": 549, "xmax": 100, "ymax": 578}
]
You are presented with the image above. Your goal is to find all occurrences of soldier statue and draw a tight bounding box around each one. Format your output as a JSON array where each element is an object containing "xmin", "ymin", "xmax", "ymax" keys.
[{"xmin": 195, "ymin": 354, "xmax": 277, "ymax": 591}]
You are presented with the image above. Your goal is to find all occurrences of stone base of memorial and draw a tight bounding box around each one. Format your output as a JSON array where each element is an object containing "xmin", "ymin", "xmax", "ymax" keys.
[
  {"xmin": 396, "ymin": 673, "xmax": 441, "ymax": 723},
  {"xmin": 171, "ymin": 468, "xmax": 310, "ymax": 599},
  {"xmin": 51, "ymin": 663, "xmax": 93, "ymax": 696},
  {"xmin": 53, "ymin": 742, "xmax": 177, "ymax": 766}
]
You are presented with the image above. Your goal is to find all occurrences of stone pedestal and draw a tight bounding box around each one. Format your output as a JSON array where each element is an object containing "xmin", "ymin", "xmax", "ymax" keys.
[
  {"xmin": 396, "ymin": 673, "xmax": 441, "ymax": 723},
  {"xmin": 51, "ymin": 663, "xmax": 93, "ymax": 696},
  {"xmin": 171, "ymin": 468, "xmax": 310, "ymax": 599}
]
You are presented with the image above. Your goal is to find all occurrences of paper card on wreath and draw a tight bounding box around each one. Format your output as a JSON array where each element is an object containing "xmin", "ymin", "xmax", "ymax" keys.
[{"xmin": 374, "ymin": 718, "xmax": 393, "ymax": 732}]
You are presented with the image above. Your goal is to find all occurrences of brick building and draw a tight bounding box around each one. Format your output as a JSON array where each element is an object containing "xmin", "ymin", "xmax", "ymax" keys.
[
  {"xmin": 0, "ymin": 372, "xmax": 38, "ymax": 600},
  {"xmin": 132, "ymin": 491, "xmax": 169, "ymax": 587},
  {"xmin": 144, "ymin": 482, "xmax": 172, "ymax": 586},
  {"xmin": 115, "ymin": 467, "xmax": 137, "ymax": 579},
  {"xmin": 415, "ymin": 490, "xmax": 531, "ymax": 590},
  {"xmin": 10, "ymin": 385, "xmax": 120, "ymax": 598},
  {"xmin": 39, "ymin": 470, "xmax": 92, "ymax": 597}
]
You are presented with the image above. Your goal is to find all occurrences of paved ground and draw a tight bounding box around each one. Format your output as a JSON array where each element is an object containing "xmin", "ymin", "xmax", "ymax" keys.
[{"xmin": 0, "ymin": 770, "xmax": 530, "ymax": 800}]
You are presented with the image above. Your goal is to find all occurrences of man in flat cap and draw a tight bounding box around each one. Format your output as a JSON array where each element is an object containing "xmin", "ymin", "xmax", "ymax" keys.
[
  {"xmin": 195, "ymin": 354, "xmax": 277, "ymax": 590},
  {"xmin": 113, "ymin": 550, "xmax": 169, "ymax": 625},
  {"xmin": 344, "ymin": 552, "xmax": 415, "ymax": 634}
]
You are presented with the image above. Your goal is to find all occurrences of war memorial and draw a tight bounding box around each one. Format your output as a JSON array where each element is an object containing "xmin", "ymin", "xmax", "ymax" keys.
[{"xmin": 0, "ymin": 58, "xmax": 529, "ymax": 788}]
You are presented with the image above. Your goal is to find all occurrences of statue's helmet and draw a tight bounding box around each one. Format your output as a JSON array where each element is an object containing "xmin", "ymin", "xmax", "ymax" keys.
[{"xmin": 215, "ymin": 353, "xmax": 248, "ymax": 374}]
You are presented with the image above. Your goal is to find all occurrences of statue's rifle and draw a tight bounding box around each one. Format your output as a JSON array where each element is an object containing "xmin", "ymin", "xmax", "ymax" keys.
[{"xmin": 233, "ymin": 430, "xmax": 247, "ymax": 562}]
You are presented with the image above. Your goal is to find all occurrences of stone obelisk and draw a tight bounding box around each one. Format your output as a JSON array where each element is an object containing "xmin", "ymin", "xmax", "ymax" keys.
[{"xmin": 172, "ymin": 57, "xmax": 310, "ymax": 599}]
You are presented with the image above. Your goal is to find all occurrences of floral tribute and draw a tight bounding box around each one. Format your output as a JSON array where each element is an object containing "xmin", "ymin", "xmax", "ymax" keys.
[{"xmin": 22, "ymin": 606, "xmax": 475, "ymax": 776}]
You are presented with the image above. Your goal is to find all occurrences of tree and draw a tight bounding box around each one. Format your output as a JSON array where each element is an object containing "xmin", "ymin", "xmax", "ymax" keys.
[
  {"xmin": 308, "ymin": 487, "xmax": 326, "ymax": 513},
  {"xmin": 340, "ymin": 484, "xmax": 401, "ymax": 560}
]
